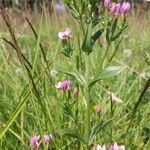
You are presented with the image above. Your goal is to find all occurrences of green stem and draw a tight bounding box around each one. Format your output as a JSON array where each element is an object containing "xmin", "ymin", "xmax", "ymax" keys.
[
  {"xmin": 110, "ymin": 91, "xmax": 114, "ymax": 142},
  {"xmin": 85, "ymin": 56, "xmax": 91, "ymax": 148},
  {"xmin": 80, "ymin": 16, "xmax": 85, "ymax": 36},
  {"xmin": 95, "ymin": 44, "xmax": 110, "ymax": 78},
  {"xmin": 85, "ymin": 88, "xmax": 91, "ymax": 147},
  {"xmin": 106, "ymin": 39, "xmax": 122, "ymax": 67}
]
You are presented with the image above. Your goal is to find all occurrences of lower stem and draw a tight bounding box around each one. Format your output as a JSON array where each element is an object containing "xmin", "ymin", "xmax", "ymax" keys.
[
  {"xmin": 95, "ymin": 44, "xmax": 110, "ymax": 78},
  {"xmin": 85, "ymin": 87, "xmax": 91, "ymax": 148}
]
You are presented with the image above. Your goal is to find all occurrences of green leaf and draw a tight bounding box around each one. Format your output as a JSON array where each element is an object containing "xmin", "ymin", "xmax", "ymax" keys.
[
  {"xmin": 63, "ymin": 103, "xmax": 74, "ymax": 119},
  {"xmin": 99, "ymin": 66, "xmax": 126, "ymax": 78},
  {"xmin": 57, "ymin": 129, "xmax": 86, "ymax": 144},
  {"xmin": 89, "ymin": 119, "xmax": 113, "ymax": 144},
  {"xmin": 82, "ymin": 24, "xmax": 93, "ymax": 54},
  {"xmin": 111, "ymin": 18, "xmax": 118, "ymax": 37},
  {"xmin": 88, "ymin": 66, "xmax": 126, "ymax": 89},
  {"xmin": 90, "ymin": 29, "xmax": 104, "ymax": 45},
  {"xmin": 58, "ymin": 70, "xmax": 86, "ymax": 85},
  {"xmin": 110, "ymin": 25, "xmax": 127, "ymax": 42},
  {"xmin": 61, "ymin": 44, "xmax": 73, "ymax": 58}
]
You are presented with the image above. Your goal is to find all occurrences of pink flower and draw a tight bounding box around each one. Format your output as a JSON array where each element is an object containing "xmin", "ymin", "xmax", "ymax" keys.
[
  {"xmin": 58, "ymin": 28, "xmax": 71, "ymax": 41},
  {"xmin": 73, "ymin": 87, "xmax": 78, "ymax": 96},
  {"xmin": 109, "ymin": 142, "xmax": 125, "ymax": 150},
  {"xmin": 43, "ymin": 134, "xmax": 53, "ymax": 145},
  {"xmin": 97, "ymin": 144, "xmax": 106, "ymax": 150},
  {"xmin": 55, "ymin": 80, "xmax": 71, "ymax": 91},
  {"xmin": 110, "ymin": 3, "xmax": 121, "ymax": 16},
  {"xmin": 104, "ymin": 0, "xmax": 111, "ymax": 9},
  {"xmin": 120, "ymin": 2, "xmax": 131, "ymax": 15},
  {"xmin": 30, "ymin": 135, "xmax": 40, "ymax": 150}
]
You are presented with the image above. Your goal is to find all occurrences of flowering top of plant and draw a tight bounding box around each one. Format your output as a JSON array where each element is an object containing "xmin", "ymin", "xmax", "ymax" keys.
[
  {"xmin": 43, "ymin": 134, "xmax": 53, "ymax": 145},
  {"xmin": 55, "ymin": 80, "xmax": 71, "ymax": 91},
  {"xmin": 110, "ymin": 3, "xmax": 121, "ymax": 16},
  {"xmin": 58, "ymin": 28, "xmax": 71, "ymax": 41},
  {"xmin": 109, "ymin": 142, "xmax": 125, "ymax": 150},
  {"xmin": 30, "ymin": 135, "xmax": 40, "ymax": 150},
  {"xmin": 96, "ymin": 143, "xmax": 125, "ymax": 150},
  {"xmin": 120, "ymin": 2, "xmax": 131, "ymax": 15},
  {"xmin": 104, "ymin": 0, "xmax": 131, "ymax": 16},
  {"xmin": 97, "ymin": 144, "xmax": 106, "ymax": 150},
  {"xmin": 104, "ymin": 0, "xmax": 111, "ymax": 9}
]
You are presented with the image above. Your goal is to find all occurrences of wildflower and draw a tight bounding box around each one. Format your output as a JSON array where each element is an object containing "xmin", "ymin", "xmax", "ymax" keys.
[
  {"xmin": 110, "ymin": 3, "xmax": 121, "ymax": 16},
  {"xmin": 55, "ymin": 80, "xmax": 71, "ymax": 91},
  {"xmin": 73, "ymin": 87, "xmax": 78, "ymax": 96},
  {"xmin": 120, "ymin": 2, "xmax": 131, "ymax": 15},
  {"xmin": 96, "ymin": 144, "xmax": 106, "ymax": 150},
  {"xmin": 16, "ymin": 67, "xmax": 24, "ymax": 77},
  {"xmin": 30, "ymin": 135, "xmax": 40, "ymax": 150},
  {"xmin": 95, "ymin": 105, "xmax": 102, "ymax": 114},
  {"xmin": 58, "ymin": 28, "xmax": 71, "ymax": 42},
  {"xmin": 104, "ymin": 0, "xmax": 111, "ymax": 9},
  {"xmin": 43, "ymin": 134, "xmax": 53, "ymax": 145},
  {"xmin": 109, "ymin": 142, "xmax": 125, "ymax": 150}
]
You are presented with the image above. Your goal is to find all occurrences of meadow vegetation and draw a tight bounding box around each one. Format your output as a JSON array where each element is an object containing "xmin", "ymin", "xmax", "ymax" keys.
[{"xmin": 0, "ymin": 0, "xmax": 150, "ymax": 150}]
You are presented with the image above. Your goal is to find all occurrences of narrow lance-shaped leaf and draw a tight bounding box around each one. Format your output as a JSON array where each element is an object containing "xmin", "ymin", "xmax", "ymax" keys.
[
  {"xmin": 82, "ymin": 23, "xmax": 93, "ymax": 54},
  {"xmin": 88, "ymin": 66, "xmax": 126, "ymax": 89},
  {"xmin": 57, "ymin": 129, "xmax": 86, "ymax": 144},
  {"xmin": 90, "ymin": 29, "xmax": 104, "ymax": 45},
  {"xmin": 58, "ymin": 70, "xmax": 86, "ymax": 85},
  {"xmin": 89, "ymin": 118, "xmax": 113, "ymax": 144}
]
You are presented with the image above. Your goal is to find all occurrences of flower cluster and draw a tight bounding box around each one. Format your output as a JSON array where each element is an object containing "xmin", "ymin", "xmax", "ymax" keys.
[
  {"xmin": 55, "ymin": 80, "xmax": 79, "ymax": 96},
  {"xmin": 58, "ymin": 28, "xmax": 71, "ymax": 42},
  {"xmin": 30, "ymin": 135, "xmax": 40, "ymax": 150},
  {"xmin": 55, "ymin": 80, "xmax": 71, "ymax": 91},
  {"xmin": 30, "ymin": 134, "xmax": 53, "ymax": 150},
  {"xmin": 104, "ymin": 0, "xmax": 131, "ymax": 16},
  {"xmin": 96, "ymin": 142, "xmax": 125, "ymax": 150},
  {"xmin": 109, "ymin": 142, "xmax": 125, "ymax": 150}
]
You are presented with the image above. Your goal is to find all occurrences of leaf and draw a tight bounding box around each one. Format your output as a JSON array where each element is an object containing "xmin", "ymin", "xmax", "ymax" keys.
[
  {"xmin": 58, "ymin": 70, "xmax": 86, "ymax": 85},
  {"xmin": 110, "ymin": 18, "xmax": 118, "ymax": 36},
  {"xmin": 63, "ymin": 103, "xmax": 74, "ymax": 119},
  {"xmin": 88, "ymin": 66, "xmax": 126, "ymax": 89},
  {"xmin": 82, "ymin": 23, "xmax": 93, "ymax": 54},
  {"xmin": 57, "ymin": 129, "xmax": 86, "ymax": 144},
  {"xmin": 61, "ymin": 44, "xmax": 73, "ymax": 58},
  {"xmin": 110, "ymin": 25, "xmax": 127, "ymax": 42},
  {"xmin": 89, "ymin": 119, "xmax": 113, "ymax": 144},
  {"xmin": 99, "ymin": 66, "xmax": 126, "ymax": 79},
  {"xmin": 90, "ymin": 29, "xmax": 104, "ymax": 45}
]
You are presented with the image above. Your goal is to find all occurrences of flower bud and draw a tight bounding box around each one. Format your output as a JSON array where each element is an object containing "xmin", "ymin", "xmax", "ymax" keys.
[
  {"xmin": 73, "ymin": 87, "xmax": 78, "ymax": 96},
  {"xmin": 95, "ymin": 105, "xmax": 102, "ymax": 114}
]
